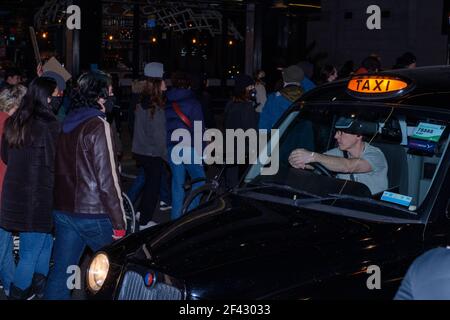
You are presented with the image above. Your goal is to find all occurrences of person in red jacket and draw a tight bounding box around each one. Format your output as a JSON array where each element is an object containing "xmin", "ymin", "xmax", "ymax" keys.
[
  {"xmin": 0, "ymin": 84, "xmax": 26, "ymax": 297},
  {"xmin": 354, "ymin": 56, "xmax": 381, "ymax": 74}
]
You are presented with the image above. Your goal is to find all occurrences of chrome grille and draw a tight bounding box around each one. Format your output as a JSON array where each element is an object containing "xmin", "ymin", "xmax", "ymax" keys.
[{"xmin": 118, "ymin": 271, "xmax": 183, "ymax": 300}]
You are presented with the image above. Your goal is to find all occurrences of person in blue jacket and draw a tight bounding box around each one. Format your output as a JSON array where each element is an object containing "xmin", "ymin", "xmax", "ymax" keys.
[
  {"xmin": 297, "ymin": 61, "xmax": 317, "ymax": 93},
  {"xmin": 165, "ymin": 71, "xmax": 206, "ymax": 220},
  {"xmin": 259, "ymin": 65, "xmax": 305, "ymax": 131}
]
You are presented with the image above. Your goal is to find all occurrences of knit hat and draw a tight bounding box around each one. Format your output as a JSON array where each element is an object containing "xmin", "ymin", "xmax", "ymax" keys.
[
  {"xmin": 41, "ymin": 71, "xmax": 66, "ymax": 91},
  {"xmin": 234, "ymin": 74, "xmax": 255, "ymax": 95},
  {"xmin": 282, "ymin": 65, "xmax": 304, "ymax": 84},
  {"xmin": 144, "ymin": 62, "xmax": 164, "ymax": 79}
]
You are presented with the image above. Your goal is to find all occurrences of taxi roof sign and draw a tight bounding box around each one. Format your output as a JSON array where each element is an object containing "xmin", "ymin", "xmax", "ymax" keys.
[{"xmin": 347, "ymin": 75, "xmax": 413, "ymax": 100}]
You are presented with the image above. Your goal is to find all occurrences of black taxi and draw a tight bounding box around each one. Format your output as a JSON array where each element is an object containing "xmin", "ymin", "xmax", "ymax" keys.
[{"xmin": 86, "ymin": 66, "xmax": 450, "ymax": 299}]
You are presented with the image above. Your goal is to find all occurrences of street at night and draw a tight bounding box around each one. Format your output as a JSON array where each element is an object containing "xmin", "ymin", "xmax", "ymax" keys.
[{"xmin": 1, "ymin": 0, "xmax": 450, "ymax": 308}]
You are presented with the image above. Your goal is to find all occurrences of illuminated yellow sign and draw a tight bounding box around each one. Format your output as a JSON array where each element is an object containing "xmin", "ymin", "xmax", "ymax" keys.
[{"xmin": 347, "ymin": 77, "xmax": 408, "ymax": 94}]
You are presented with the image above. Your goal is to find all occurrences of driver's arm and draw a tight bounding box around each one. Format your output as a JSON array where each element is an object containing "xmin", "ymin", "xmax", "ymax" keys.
[
  {"xmin": 289, "ymin": 149, "xmax": 372, "ymax": 173},
  {"xmin": 313, "ymin": 153, "xmax": 372, "ymax": 173}
]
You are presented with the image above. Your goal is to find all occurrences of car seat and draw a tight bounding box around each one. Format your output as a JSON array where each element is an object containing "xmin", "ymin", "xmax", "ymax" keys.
[{"xmin": 372, "ymin": 142, "xmax": 409, "ymax": 194}]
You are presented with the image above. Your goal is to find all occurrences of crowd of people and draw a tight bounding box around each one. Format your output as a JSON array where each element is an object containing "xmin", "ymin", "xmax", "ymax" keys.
[{"xmin": 0, "ymin": 49, "xmax": 431, "ymax": 300}]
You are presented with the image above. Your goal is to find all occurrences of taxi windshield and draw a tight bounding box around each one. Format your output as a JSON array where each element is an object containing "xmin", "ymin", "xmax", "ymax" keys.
[{"xmin": 244, "ymin": 103, "xmax": 450, "ymax": 214}]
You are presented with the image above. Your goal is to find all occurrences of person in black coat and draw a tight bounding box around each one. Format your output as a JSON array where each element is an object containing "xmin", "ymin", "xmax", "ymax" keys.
[
  {"xmin": 0, "ymin": 77, "xmax": 60, "ymax": 299},
  {"xmin": 224, "ymin": 75, "xmax": 259, "ymax": 188}
]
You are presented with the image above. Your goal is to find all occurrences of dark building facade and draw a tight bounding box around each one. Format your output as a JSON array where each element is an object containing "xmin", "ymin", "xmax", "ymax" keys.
[{"xmin": 307, "ymin": 0, "xmax": 447, "ymax": 69}]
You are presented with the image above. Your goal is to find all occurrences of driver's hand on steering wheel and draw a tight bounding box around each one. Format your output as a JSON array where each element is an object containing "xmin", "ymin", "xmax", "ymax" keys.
[{"xmin": 288, "ymin": 149, "xmax": 315, "ymax": 169}]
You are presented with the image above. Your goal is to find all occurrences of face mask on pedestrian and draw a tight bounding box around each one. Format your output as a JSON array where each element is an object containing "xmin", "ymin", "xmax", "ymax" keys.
[
  {"xmin": 104, "ymin": 96, "xmax": 116, "ymax": 113},
  {"xmin": 49, "ymin": 96, "xmax": 64, "ymax": 114}
]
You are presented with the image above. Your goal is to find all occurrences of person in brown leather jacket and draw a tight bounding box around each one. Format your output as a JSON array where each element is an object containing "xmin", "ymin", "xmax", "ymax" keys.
[{"xmin": 45, "ymin": 71, "xmax": 126, "ymax": 300}]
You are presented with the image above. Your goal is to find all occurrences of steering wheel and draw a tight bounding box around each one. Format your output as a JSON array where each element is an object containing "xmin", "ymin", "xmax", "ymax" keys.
[{"xmin": 309, "ymin": 162, "xmax": 334, "ymax": 178}]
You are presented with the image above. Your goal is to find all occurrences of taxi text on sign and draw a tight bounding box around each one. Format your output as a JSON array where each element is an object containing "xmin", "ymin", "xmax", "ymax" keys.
[{"xmin": 347, "ymin": 78, "xmax": 408, "ymax": 94}]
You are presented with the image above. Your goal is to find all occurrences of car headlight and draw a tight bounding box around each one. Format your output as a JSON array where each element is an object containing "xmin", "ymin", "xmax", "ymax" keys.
[{"xmin": 87, "ymin": 252, "xmax": 110, "ymax": 293}]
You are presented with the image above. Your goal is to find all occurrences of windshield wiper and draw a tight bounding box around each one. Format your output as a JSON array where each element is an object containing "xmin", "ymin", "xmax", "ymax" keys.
[
  {"xmin": 236, "ymin": 190, "xmax": 338, "ymax": 207},
  {"xmin": 234, "ymin": 181, "xmax": 340, "ymax": 206},
  {"xmin": 235, "ymin": 181, "xmax": 322, "ymax": 198}
]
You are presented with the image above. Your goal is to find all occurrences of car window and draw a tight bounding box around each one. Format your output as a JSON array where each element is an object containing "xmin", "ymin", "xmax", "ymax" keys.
[{"xmin": 245, "ymin": 103, "xmax": 450, "ymax": 216}]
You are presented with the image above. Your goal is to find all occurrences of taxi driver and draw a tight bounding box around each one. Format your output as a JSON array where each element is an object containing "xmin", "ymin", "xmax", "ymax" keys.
[{"xmin": 288, "ymin": 117, "xmax": 388, "ymax": 195}]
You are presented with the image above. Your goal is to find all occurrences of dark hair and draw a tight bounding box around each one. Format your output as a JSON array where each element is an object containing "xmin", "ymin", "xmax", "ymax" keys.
[
  {"xmin": 393, "ymin": 52, "xmax": 416, "ymax": 69},
  {"xmin": 319, "ymin": 65, "xmax": 337, "ymax": 84},
  {"xmin": 70, "ymin": 70, "xmax": 112, "ymax": 110},
  {"xmin": 171, "ymin": 71, "xmax": 191, "ymax": 89},
  {"xmin": 232, "ymin": 87, "xmax": 253, "ymax": 103},
  {"xmin": 361, "ymin": 56, "xmax": 381, "ymax": 72},
  {"xmin": 253, "ymin": 70, "xmax": 265, "ymax": 87},
  {"xmin": 189, "ymin": 73, "xmax": 204, "ymax": 92},
  {"xmin": 4, "ymin": 77, "xmax": 57, "ymax": 148},
  {"xmin": 401, "ymin": 52, "xmax": 416, "ymax": 64},
  {"xmin": 140, "ymin": 78, "xmax": 165, "ymax": 118},
  {"xmin": 338, "ymin": 60, "xmax": 354, "ymax": 78},
  {"xmin": 4, "ymin": 67, "xmax": 21, "ymax": 81}
]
